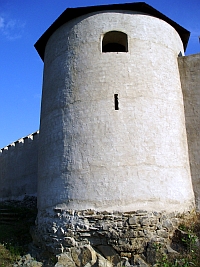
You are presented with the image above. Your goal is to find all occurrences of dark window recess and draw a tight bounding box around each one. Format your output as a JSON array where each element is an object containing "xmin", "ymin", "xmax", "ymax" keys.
[
  {"xmin": 114, "ymin": 94, "xmax": 119, "ymax": 110},
  {"xmin": 102, "ymin": 31, "xmax": 128, "ymax": 53},
  {"xmin": 103, "ymin": 43, "xmax": 126, "ymax": 52}
]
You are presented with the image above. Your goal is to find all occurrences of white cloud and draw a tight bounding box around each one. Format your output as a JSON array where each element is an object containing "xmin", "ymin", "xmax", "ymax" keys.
[{"xmin": 0, "ymin": 15, "xmax": 25, "ymax": 40}]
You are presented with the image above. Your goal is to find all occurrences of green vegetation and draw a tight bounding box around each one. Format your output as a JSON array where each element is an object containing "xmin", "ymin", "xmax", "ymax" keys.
[
  {"xmin": 156, "ymin": 220, "xmax": 200, "ymax": 267},
  {"xmin": 0, "ymin": 203, "xmax": 37, "ymax": 267}
]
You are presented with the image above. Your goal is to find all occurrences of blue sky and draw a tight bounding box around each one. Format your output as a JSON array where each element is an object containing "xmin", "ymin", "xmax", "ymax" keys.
[{"xmin": 0, "ymin": 0, "xmax": 200, "ymax": 148}]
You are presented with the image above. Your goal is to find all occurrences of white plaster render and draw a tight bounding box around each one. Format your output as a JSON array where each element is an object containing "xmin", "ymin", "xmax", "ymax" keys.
[{"xmin": 37, "ymin": 11, "xmax": 194, "ymax": 212}]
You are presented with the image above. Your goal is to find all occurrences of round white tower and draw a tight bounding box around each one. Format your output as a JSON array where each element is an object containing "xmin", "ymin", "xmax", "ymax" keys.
[
  {"xmin": 36, "ymin": 6, "xmax": 194, "ymax": 214},
  {"xmin": 34, "ymin": 3, "xmax": 196, "ymax": 259}
]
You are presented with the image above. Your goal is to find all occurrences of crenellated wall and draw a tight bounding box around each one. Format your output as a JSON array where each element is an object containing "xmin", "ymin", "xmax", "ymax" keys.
[{"xmin": 0, "ymin": 131, "xmax": 39, "ymax": 201}]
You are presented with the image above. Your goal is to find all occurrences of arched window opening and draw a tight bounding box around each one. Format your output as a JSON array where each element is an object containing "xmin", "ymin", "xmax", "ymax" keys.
[{"xmin": 102, "ymin": 31, "xmax": 128, "ymax": 53}]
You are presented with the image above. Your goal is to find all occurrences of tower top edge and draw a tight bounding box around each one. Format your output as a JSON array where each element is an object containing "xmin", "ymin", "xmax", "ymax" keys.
[{"xmin": 34, "ymin": 2, "xmax": 190, "ymax": 61}]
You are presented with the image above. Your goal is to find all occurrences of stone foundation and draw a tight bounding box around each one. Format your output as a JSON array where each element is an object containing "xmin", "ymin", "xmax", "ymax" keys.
[{"xmin": 31, "ymin": 209, "xmax": 195, "ymax": 266}]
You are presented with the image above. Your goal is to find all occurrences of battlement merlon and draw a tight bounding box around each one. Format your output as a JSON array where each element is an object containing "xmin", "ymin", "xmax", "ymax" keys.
[{"xmin": 0, "ymin": 130, "xmax": 39, "ymax": 155}]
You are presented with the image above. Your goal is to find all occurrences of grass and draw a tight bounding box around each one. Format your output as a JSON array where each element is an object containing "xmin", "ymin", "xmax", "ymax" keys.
[
  {"xmin": 0, "ymin": 203, "xmax": 37, "ymax": 267},
  {"xmin": 155, "ymin": 217, "xmax": 200, "ymax": 267}
]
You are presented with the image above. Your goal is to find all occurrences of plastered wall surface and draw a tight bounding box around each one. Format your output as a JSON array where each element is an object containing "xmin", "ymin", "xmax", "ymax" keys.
[
  {"xmin": 0, "ymin": 131, "xmax": 39, "ymax": 201},
  {"xmin": 38, "ymin": 11, "xmax": 194, "ymax": 213},
  {"xmin": 179, "ymin": 54, "xmax": 200, "ymax": 211}
]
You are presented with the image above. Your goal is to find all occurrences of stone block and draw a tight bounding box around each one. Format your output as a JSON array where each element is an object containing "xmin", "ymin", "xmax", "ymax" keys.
[
  {"xmin": 96, "ymin": 252, "xmax": 113, "ymax": 267},
  {"xmin": 71, "ymin": 247, "xmax": 82, "ymax": 267},
  {"xmin": 81, "ymin": 245, "xmax": 97, "ymax": 266},
  {"xmin": 55, "ymin": 253, "xmax": 76, "ymax": 267},
  {"xmin": 128, "ymin": 217, "xmax": 137, "ymax": 225},
  {"xmin": 162, "ymin": 219, "xmax": 173, "ymax": 231},
  {"xmin": 63, "ymin": 237, "xmax": 76, "ymax": 247},
  {"xmin": 117, "ymin": 257, "xmax": 131, "ymax": 267},
  {"xmin": 138, "ymin": 231, "xmax": 145, "ymax": 237},
  {"xmin": 120, "ymin": 252, "xmax": 132, "ymax": 258},
  {"xmin": 139, "ymin": 217, "xmax": 150, "ymax": 226},
  {"xmin": 97, "ymin": 245, "xmax": 121, "ymax": 266},
  {"xmin": 156, "ymin": 229, "xmax": 169, "ymax": 238},
  {"xmin": 70, "ymin": 245, "xmax": 97, "ymax": 267}
]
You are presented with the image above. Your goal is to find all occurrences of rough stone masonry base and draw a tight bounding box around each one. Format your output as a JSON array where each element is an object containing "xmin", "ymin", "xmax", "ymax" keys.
[{"xmin": 31, "ymin": 209, "xmax": 195, "ymax": 266}]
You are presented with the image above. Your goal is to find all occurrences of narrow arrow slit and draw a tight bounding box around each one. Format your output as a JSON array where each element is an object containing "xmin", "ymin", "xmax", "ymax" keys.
[{"xmin": 114, "ymin": 94, "xmax": 119, "ymax": 110}]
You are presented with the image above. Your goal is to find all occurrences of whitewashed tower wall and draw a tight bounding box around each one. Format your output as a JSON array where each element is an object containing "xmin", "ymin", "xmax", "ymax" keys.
[{"xmin": 37, "ymin": 11, "xmax": 194, "ymax": 215}]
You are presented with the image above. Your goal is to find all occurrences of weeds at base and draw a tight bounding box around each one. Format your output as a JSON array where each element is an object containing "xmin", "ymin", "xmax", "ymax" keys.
[
  {"xmin": 155, "ymin": 221, "xmax": 200, "ymax": 267},
  {"xmin": 0, "ymin": 204, "xmax": 37, "ymax": 266}
]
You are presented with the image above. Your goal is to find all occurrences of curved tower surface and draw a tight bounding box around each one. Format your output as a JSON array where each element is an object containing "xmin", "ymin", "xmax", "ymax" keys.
[{"xmin": 36, "ymin": 3, "xmax": 194, "ymax": 215}]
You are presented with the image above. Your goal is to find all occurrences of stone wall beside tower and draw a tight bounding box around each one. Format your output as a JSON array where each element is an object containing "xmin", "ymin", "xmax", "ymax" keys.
[
  {"xmin": 0, "ymin": 131, "xmax": 39, "ymax": 201},
  {"xmin": 179, "ymin": 53, "xmax": 200, "ymax": 211}
]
